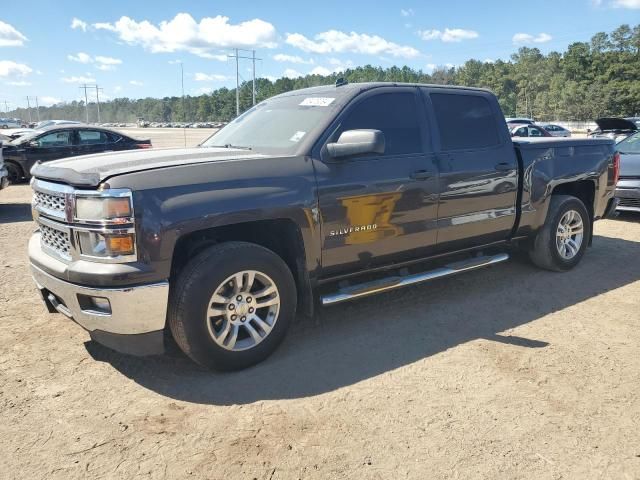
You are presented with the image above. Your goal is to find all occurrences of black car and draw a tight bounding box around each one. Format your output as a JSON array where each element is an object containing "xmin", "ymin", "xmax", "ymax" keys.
[{"xmin": 3, "ymin": 125, "xmax": 151, "ymax": 183}]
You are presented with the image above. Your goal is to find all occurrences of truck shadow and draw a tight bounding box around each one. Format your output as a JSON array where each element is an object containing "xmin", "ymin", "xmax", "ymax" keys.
[
  {"xmin": 86, "ymin": 233, "xmax": 640, "ymax": 405},
  {"xmin": 0, "ymin": 203, "xmax": 32, "ymax": 224}
]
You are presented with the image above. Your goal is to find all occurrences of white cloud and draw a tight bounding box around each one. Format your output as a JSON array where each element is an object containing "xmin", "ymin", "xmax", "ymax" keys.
[
  {"xmin": 95, "ymin": 56, "xmax": 122, "ymax": 65},
  {"xmin": 68, "ymin": 52, "xmax": 92, "ymax": 63},
  {"xmin": 283, "ymin": 68, "xmax": 303, "ymax": 79},
  {"xmin": 612, "ymin": 0, "xmax": 640, "ymax": 7},
  {"xmin": 70, "ymin": 18, "xmax": 88, "ymax": 32},
  {"xmin": 39, "ymin": 96, "xmax": 61, "ymax": 107},
  {"xmin": 114, "ymin": 85, "xmax": 123, "ymax": 93},
  {"xmin": 419, "ymin": 28, "xmax": 479, "ymax": 42},
  {"xmin": 195, "ymin": 86, "xmax": 213, "ymax": 95},
  {"xmin": 92, "ymin": 13, "xmax": 277, "ymax": 58},
  {"xmin": 129, "ymin": 80, "xmax": 143, "ymax": 86},
  {"xmin": 425, "ymin": 63, "xmax": 437, "ymax": 72},
  {"xmin": 400, "ymin": 8, "xmax": 415, "ymax": 16},
  {"xmin": 286, "ymin": 30, "xmax": 419, "ymax": 58},
  {"xmin": 96, "ymin": 64, "xmax": 115, "ymax": 71},
  {"xmin": 273, "ymin": 53, "xmax": 314, "ymax": 64},
  {"xmin": 309, "ymin": 66, "xmax": 334, "ymax": 76},
  {"xmin": 0, "ymin": 20, "xmax": 28, "ymax": 47},
  {"xmin": 194, "ymin": 72, "xmax": 228, "ymax": 81},
  {"xmin": 6, "ymin": 80, "xmax": 31, "ymax": 86},
  {"xmin": 0, "ymin": 60, "xmax": 32, "ymax": 78},
  {"xmin": 61, "ymin": 75, "xmax": 96, "ymax": 83},
  {"xmin": 168, "ymin": 59, "xmax": 182, "ymax": 64},
  {"xmin": 512, "ymin": 32, "xmax": 552, "ymax": 44}
]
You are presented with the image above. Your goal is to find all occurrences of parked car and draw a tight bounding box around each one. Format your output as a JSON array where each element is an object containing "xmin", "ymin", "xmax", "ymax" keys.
[
  {"xmin": 28, "ymin": 82, "xmax": 618, "ymax": 370},
  {"xmin": 0, "ymin": 135, "xmax": 8, "ymax": 189},
  {"xmin": 539, "ymin": 123, "xmax": 571, "ymax": 137},
  {"xmin": 0, "ymin": 118, "xmax": 21, "ymax": 129},
  {"xmin": 505, "ymin": 117, "xmax": 535, "ymax": 125},
  {"xmin": 625, "ymin": 117, "xmax": 640, "ymax": 129},
  {"xmin": 615, "ymin": 131, "xmax": 640, "ymax": 212},
  {"xmin": 3, "ymin": 125, "xmax": 151, "ymax": 183},
  {"xmin": 509, "ymin": 124, "xmax": 552, "ymax": 137},
  {"xmin": 588, "ymin": 117, "xmax": 637, "ymax": 143}
]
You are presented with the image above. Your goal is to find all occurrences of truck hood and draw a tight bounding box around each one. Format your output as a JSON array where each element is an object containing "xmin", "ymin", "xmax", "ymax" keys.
[
  {"xmin": 595, "ymin": 117, "xmax": 638, "ymax": 132},
  {"xmin": 620, "ymin": 152, "xmax": 640, "ymax": 177},
  {"xmin": 30, "ymin": 147, "xmax": 270, "ymax": 187}
]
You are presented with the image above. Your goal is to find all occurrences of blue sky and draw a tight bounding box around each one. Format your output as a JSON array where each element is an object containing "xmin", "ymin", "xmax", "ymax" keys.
[{"xmin": 1, "ymin": 0, "xmax": 638, "ymax": 110}]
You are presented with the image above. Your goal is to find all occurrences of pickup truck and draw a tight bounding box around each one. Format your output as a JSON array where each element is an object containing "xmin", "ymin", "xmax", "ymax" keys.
[{"xmin": 28, "ymin": 82, "xmax": 620, "ymax": 371}]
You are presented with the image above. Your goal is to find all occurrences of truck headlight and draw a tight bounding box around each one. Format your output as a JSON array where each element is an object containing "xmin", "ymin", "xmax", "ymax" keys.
[
  {"xmin": 77, "ymin": 231, "xmax": 136, "ymax": 258},
  {"xmin": 75, "ymin": 196, "xmax": 132, "ymax": 223}
]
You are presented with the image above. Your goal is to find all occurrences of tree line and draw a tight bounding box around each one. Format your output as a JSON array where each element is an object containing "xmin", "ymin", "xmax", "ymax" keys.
[{"xmin": 7, "ymin": 23, "xmax": 639, "ymax": 123}]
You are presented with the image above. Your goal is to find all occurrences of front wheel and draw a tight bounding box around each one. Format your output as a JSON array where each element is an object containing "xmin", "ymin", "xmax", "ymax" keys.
[
  {"xmin": 5, "ymin": 162, "xmax": 23, "ymax": 184},
  {"xmin": 529, "ymin": 195, "xmax": 591, "ymax": 272},
  {"xmin": 168, "ymin": 242, "xmax": 296, "ymax": 371}
]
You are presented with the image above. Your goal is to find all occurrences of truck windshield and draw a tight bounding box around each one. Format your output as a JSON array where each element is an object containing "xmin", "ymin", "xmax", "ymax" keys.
[{"xmin": 201, "ymin": 94, "xmax": 338, "ymax": 155}]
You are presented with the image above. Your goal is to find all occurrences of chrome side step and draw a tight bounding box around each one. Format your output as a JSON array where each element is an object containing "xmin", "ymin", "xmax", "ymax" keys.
[{"xmin": 320, "ymin": 253, "xmax": 509, "ymax": 306}]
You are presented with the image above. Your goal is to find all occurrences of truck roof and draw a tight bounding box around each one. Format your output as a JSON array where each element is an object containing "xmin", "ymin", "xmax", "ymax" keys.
[{"xmin": 274, "ymin": 82, "xmax": 493, "ymax": 100}]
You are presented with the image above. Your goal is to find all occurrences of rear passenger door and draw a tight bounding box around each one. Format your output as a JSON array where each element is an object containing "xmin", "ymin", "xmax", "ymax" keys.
[{"xmin": 423, "ymin": 89, "xmax": 518, "ymax": 251}]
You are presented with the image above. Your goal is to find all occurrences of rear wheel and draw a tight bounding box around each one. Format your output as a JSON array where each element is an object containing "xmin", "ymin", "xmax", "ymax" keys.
[
  {"xmin": 529, "ymin": 195, "xmax": 591, "ymax": 272},
  {"xmin": 168, "ymin": 242, "xmax": 296, "ymax": 371}
]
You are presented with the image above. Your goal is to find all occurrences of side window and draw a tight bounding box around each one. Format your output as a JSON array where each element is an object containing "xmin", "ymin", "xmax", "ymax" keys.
[
  {"xmin": 338, "ymin": 92, "xmax": 422, "ymax": 156},
  {"xmin": 78, "ymin": 130, "xmax": 108, "ymax": 144},
  {"xmin": 430, "ymin": 93, "xmax": 500, "ymax": 150},
  {"xmin": 37, "ymin": 131, "xmax": 72, "ymax": 146},
  {"xmin": 513, "ymin": 127, "xmax": 527, "ymax": 137},
  {"xmin": 529, "ymin": 127, "xmax": 543, "ymax": 137},
  {"xmin": 107, "ymin": 132, "xmax": 123, "ymax": 143}
]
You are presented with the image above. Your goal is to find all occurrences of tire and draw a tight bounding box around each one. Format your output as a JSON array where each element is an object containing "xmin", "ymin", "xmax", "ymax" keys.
[
  {"xmin": 529, "ymin": 195, "xmax": 591, "ymax": 272},
  {"xmin": 168, "ymin": 241, "xmax": 297, "ymax": 371},
  {"xmin": 5, "ymin": 162, "xmax": 23, "ymax": 184}
]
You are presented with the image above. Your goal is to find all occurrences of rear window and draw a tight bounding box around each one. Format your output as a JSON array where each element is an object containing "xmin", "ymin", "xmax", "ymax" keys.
[{"xmin": 430, "ymin": 93, "xmax": 500, "ymax": 150}]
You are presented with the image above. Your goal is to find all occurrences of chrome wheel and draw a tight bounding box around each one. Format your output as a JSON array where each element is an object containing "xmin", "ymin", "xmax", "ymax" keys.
[
  {"xmin": 555, "ymin": 209, "xmax": 584, "ymax": 260},
  {"xmin": 206, "ymin": 270, "xmax": 280, "ymax": 351}
]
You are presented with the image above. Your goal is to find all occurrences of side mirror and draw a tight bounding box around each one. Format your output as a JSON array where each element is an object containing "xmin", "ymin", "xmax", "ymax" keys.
[
  {"xmin": 326, "ymin": 129, "xmax": 385, "ymax": 159},
  {"xmin": 28, "ymin": 140, "xmax": 40, "ymax": 148}
]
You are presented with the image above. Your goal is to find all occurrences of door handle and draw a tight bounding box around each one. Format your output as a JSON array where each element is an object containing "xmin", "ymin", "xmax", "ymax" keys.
[
  {"xmin": 494, "ymin": 162, "xmax": 513, "ymax": 171},
  {"xmin": 410, "ymin": 170, "xmax": 432, "ymax": 180}
]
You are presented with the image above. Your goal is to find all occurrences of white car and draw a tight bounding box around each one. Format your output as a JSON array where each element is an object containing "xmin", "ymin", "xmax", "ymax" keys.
[
  {"xmin": 539, "ymin": 124, "xmax": 571, "ymax": 137},
  {"xmin": 0, "ymin": 118, "xmax": 21, "ymax": 129}
]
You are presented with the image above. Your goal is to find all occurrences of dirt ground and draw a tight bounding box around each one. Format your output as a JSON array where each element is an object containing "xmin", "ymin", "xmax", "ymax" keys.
[{"xmin": 1, "ymin": 176, "xmax": 639, "ymax": 478}]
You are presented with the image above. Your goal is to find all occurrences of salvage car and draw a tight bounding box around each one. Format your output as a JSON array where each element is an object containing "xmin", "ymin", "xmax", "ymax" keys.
[
  {"xmin": 539, "ymin": 123, "xmax": 571, "ymax": 137},
  {"xmin": 0, "ymin": 135, "xmax": 8, "ymax": 189},
  {"xmin": 588, "ymin": 117, "xmax": 637, "ymax": 143},
  {"xmin": 0, "ymin": 118, "xmax": 21, "ymax": 129},
  {"xmin": 615, "ymin": 131, "xmax": 640, "ymax": 212},
  {"xmin": 3, "ymin": 125, "xmax": 151, "ymax": 183},
  {"xmin": 28, "ymin": 82, "xmax": 619, "ymax": 370},
  {"xmin": 509, "ymin": 124, "xmax": 552, "ymax": 137}
]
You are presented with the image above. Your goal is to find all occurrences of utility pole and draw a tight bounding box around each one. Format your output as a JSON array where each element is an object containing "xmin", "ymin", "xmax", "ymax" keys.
[
  {"xmin": 228, "ymin": 48, "xmax": 261, "ymax": 116},
  {"xmin": 26, "ymin": 96, "xmax": 32, "ymax": 123},
  {"xmin": 35, "ymin": 96, "xmax": 40, "ymax": 122},
  {"xmin": 79, "ymin": 84, "xmax": 90, "ymax": 123},
  {"xmin": 94, "ymin": 85, "xmax": 103, "ymax": 123},
  {"xmin": 4, "ymin": 100, "xmax": 9, "ymax": 114}
]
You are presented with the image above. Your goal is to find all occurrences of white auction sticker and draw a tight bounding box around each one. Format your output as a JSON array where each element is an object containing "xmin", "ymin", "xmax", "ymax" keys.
[
  {"xmin": 289, "ymin": 131, "xmax": 306, "ymax": 142},
  {"xmin": 299, "ymin": 97, "xmax": 335, "ymax": 107}
]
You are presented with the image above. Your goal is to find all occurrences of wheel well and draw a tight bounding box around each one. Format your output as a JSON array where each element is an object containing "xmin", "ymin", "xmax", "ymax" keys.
[
  {"xmin": 5, "ymin": 160, "xmax": 24, "ymax": 177},
  {"xmin": 551, "ymin": 180, "xmax": 595, "ymax": 218},
  {"xmin": 171, "ymin": 219, "xmax": 313, "ymax": 316}
]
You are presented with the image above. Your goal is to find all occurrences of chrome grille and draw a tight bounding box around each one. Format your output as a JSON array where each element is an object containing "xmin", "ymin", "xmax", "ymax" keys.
[
  {"xmin": 33, "ymin": 190, "xmax": 66, "ymax": 219},
  {"xmin": 40, "ymin": 223, "xmax": 71, "ymax": 260},
  {"xmin": 618, "ymin": 197, "xmax": 640, "ymax": 209}
]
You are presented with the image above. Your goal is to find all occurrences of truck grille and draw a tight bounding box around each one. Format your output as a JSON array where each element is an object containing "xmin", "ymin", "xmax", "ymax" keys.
[
  {"xmin": 39, "ymin": 223, "xmax": 72, "ymax": 260},
  {"xmin": 33, "ymin": 190, "xmax": 66, "ymax": 219},
  {"xmin": 618, "ymin": 197, "xmax": 640, "ymax": 209}
]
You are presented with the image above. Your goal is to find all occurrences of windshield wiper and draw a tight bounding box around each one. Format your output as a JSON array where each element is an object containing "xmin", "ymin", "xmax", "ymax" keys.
[{"xmin": 206, "ymin": 143, "xmax": 252, "ymax": 150}]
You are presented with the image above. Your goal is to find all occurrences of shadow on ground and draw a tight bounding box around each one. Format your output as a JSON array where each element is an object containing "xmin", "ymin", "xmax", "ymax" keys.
[
  {"xmin": 86, "ymin": 234, "xmax": 640, "ymax": 405},
  {"xmin": 0, "ymin": 203, "xmax": 32, "ymax": 224},
  {"xmin": 612, "ymin": 211, "xmax": 640, "ymax": 223}
]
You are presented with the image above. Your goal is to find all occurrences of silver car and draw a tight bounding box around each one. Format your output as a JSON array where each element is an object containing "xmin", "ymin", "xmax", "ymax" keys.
[{"xmin": 539, "ymin": 123, "xmax": 571, "ymax": 137}]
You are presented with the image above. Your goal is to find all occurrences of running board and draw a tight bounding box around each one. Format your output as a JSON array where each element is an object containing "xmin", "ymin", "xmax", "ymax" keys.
[{"xmin": 320, "ymin": 253, "xmax": 509, "ymax": 306}]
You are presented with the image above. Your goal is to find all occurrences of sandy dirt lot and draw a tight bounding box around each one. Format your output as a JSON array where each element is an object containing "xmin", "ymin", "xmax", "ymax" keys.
[
  {"xmin": 115, "ymin": 127, "xmax": 217, "ymax": 148},
  {"xmin": 1, "ymin": 177, "xmax": 639, "ymax": 478}
]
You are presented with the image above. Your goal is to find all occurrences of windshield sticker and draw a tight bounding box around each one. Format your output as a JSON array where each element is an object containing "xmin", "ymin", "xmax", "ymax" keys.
[
  {"xmin": 299, "ymin": 97, "xmax": 335, "ymax": 107},
  {"xmin": 289, "ymin": 131, "xmax": 306, "ymax": 142}
]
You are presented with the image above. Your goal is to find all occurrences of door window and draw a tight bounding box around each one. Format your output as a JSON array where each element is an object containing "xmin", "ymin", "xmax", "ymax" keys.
[
  {"xmin": 37, "ymin": 131, "xmax": 72, "ymax": 147},
  {"xmin": 430, "ymin": 93, "xmax": 500, "ymax": 150},
  {"xmin": 78, "ymin": 130, "xmax": 109, "ymax": 145},
  {"xmin": 529, "ymin": 127, "xmax": 543, "ymax": 137},
  {"xmin": 338, "ymin": 92, "xmax": 422, "ymax": 155}
]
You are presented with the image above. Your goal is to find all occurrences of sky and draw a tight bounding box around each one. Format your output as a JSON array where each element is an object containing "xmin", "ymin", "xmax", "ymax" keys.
[{"xmin": 0, "ymin": 0, "xmax": 638, "ymax": 111}]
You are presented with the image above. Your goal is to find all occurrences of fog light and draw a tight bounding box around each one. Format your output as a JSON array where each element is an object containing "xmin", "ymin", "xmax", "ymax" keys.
[
  {"xmin": 90, "ymin": 297, "xmax": 111, "ymax": 313},
  {"xmin": 78, "ymin": 294, "xmax": 112, "ymax": 314}
]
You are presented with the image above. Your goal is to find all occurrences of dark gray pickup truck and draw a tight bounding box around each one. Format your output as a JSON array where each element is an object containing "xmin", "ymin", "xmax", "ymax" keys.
[{"xmin": 28, "ymin": 82, "xmax": 620, "ymax": 370}]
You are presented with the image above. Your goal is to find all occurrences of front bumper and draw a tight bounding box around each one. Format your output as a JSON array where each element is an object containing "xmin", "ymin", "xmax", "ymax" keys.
[
  {"xmin": 31, "ymin": 264, "xmax": 169, "ymax": 355},
  {"xmin": 615, "ymin": 184, "xmax": 640, "ymax": 212}
]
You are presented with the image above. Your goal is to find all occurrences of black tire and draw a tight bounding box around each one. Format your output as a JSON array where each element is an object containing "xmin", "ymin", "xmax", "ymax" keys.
[
  {"xmin": 168, "ymin": 242, "xmax": 297, "ymax": 371},
  {"xmin": 529, "ymin": 195, "xmax": 591, "ymax": 272},
  {"xmin": 5, "ymin": 162, "xmax": 23, "ymax": 184}
]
